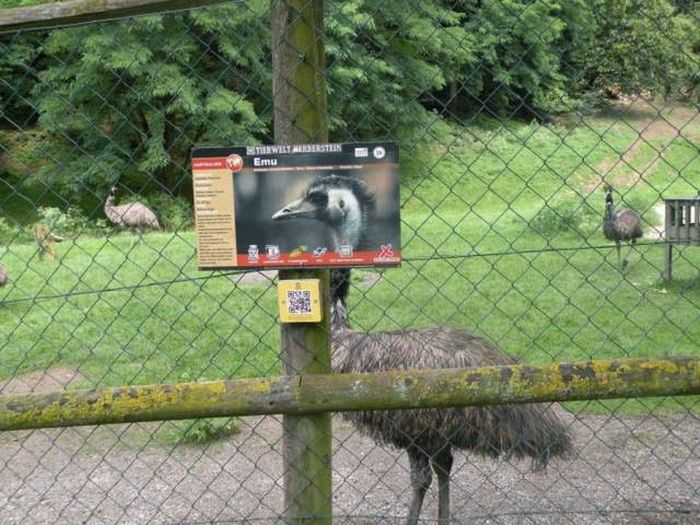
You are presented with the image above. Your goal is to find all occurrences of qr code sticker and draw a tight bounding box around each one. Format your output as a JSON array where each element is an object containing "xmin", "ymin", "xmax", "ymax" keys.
[{"xmin": 287, "ymin": 290, "xmax": 312, "ymax": 314}]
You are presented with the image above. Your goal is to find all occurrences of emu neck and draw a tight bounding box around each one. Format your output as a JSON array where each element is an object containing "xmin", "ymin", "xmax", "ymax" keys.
[
  {"xmin": 327, "ymin": 200, "xmax": 365, "ymax": 362},
  {"xmin": 104, "ymin": 197, "xmax": 119, "ymax": 222},
  {"xmin": 329, "ymin": 300, "xmax": 354, "ymax": 370},
  {"xmin": 331, "ymin": 205, "xmax": 363, "ymax": 250},
  {"xmin": 330, "ymin": 300, "xmax": 351, "ymax": 333},
  {"xmin": 605, "ymin": 202, "xmax": 615, "ymax": 220}
]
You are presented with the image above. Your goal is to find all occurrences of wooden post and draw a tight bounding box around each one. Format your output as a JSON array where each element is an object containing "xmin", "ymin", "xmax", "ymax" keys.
[
  {"xmin": 663, "ymin": 243, "xmax": 673, "ymax": 281},
  {"xmin": 673, "ymin": 201, "xmax": 681, "ymax": 241},
  {"xmin": 665, "ymin": 200, "xmax": 673, "ymax": 242},
  {"xmin": 271, "ymin": 1, "xmax": 331, "ymax": 523},
  {"xmin": 663, "ymin": 200, "xmax": 674, "ymax": 281}
]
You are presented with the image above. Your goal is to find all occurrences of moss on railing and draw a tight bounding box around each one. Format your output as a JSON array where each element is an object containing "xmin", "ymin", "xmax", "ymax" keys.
[{"xmin": 1, "ymin": 357, "xmax": 698, "ymax": 431}]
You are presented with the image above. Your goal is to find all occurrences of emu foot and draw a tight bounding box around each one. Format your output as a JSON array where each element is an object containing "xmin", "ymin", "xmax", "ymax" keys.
[{"xmin": 621, "ymin": 259, "xmax": 629, "ymax": 270}]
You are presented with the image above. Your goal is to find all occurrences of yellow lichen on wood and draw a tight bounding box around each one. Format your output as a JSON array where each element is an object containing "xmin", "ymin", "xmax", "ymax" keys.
[
  {"xmin": 0, "ymin": 378, "xmax": 283, "ymax": 430},
  {"xmin": 0, "ymin": 358, "xmax": 698, "ymax": 432}
]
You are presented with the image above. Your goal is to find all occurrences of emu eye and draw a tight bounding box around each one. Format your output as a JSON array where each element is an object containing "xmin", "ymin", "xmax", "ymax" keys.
[
  {"xmin": 338, "ymin": 199, "xmax": 345, "ymax": 209},
  {"xmin": 308, "ymin": 191, "xmax": 327, "ymax": 207}
]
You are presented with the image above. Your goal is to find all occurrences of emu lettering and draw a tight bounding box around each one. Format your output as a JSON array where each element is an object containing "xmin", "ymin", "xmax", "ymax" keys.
[{"xmin": 253, "ymin": 157, "xmax": 278, "ymax": 168}]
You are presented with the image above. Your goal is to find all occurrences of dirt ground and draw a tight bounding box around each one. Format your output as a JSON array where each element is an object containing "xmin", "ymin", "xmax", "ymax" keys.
[
  {"xmin": 0, "ymin": 409, "xmax": 698, "ymax": 524},
  {"xmin": 587, "ymin": 98, "xmax": 699, "ymax": 193}
]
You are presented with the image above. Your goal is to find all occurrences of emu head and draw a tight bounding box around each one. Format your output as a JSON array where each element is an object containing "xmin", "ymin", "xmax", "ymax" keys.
[
  {"xmin": 103, "ymin": 186, "xmax": 118, "ymax": 208},
  {"xmin": 272, "ymin": 174, "xmax": 376, "ymax": 249},
  {"xmin": 604, "ymin": 185, "xmax": 615, "ymax": 214},
  {"xmin": 605, "ymin": 186, "xmax": 614, "ymax": 205}
]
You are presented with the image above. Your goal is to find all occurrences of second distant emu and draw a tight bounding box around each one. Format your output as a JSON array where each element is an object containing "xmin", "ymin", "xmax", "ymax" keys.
[
  {"xmin": 603, "ymin": 186, "xmax": 643, "ymax": 269},
  {"xmin": 273, "ymin": 175, "xmax": 574, "ymax": 524},
  {"xmin": 104, "ymin": 186, "xmax": 160, "ymax": 235}
]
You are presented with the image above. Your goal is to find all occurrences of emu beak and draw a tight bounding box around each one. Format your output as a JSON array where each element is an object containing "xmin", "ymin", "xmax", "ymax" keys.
[{"xmin": 272, "ymin": 198, "xmax": 316, "ymax": 221}]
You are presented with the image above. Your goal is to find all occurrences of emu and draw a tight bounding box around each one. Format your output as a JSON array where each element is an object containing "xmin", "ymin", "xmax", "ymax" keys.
[
  {"xmin": 0, "ymin": 265, "xmax": 7, "ymax": 287},
  {"xmin": 104, "ymin": 186, "xmax": 160, "ymax": 234},
  {"xmin": 273, "ymin": 175, "xmax": 574, "ymax": 524},
  {"xmin": 603, "ymin": 186, "xmax": 643, "ymax": 269}
]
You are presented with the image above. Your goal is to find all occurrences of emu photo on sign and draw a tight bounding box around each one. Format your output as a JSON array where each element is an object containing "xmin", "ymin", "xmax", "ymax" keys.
[{"xmin": 191, "ymin": 142, "xmax": 401, "ymax": 269}]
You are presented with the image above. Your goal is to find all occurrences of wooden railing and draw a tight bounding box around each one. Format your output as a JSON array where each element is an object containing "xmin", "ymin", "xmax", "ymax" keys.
[
  {"xmin": 0, "ymin": 0, "xmax": 230, "ymax": 31},
  {"xmin": 2, "ymin": 357, "xmax": 698, "ymax": 431}
]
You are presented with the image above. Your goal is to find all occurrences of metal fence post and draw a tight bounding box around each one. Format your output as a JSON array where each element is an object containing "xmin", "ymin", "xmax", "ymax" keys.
[{"xmin": 271, "ymin": 1, "xmax": 332, "ymax": 523}]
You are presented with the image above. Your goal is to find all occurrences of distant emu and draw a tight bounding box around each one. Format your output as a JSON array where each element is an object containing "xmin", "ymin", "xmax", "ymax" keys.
[
  {"xmin": 104, "ymin": 186, "xmax": 160, "ymax": 234},
  {"xmin": 273, "ymin": 176, "xmax": 574, "ymax": 524},
  {"xmin": 0, "ymin": 265, "xmax": 7, "ymax": 287},
  {"xmin": 603, "ymin": 186, "xmax": 643, "ymax": 269}
]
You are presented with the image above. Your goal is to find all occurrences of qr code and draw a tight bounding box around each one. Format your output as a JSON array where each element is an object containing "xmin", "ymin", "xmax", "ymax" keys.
[{"xmin": 287, "ymin": 290, "xmax": 312, "ymax": 314}]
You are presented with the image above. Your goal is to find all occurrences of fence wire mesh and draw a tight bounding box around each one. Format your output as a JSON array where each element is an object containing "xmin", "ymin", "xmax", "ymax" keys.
[{"xmin": 0, "ymin": 0, "xmax": 698, "ymax": 523}]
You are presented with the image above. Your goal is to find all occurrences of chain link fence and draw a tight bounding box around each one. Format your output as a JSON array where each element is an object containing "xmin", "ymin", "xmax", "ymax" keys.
[{"xmin": 1, "ymin": 0, "xmax": 698, "ymax": 522}]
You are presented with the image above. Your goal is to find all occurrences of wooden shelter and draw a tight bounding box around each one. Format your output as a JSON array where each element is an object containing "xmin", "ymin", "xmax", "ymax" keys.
[{"xmin": 663, "ymin": 196, "xmax": 700, "ymax": 280}]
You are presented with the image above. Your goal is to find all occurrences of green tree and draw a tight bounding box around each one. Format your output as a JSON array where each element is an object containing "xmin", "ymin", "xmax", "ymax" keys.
[
  {"xmin": 446, "ymin": 0, "xmax": 593, "ymax": 115},
  {"xmin": 18, "ymin": 0, "xmax": 476, "ymax": 198},
  {"xmin": 3, "ymin": 0, "xmax": 697, "ymax": 206},
  {"xmin": 326, "ymin": 0, "xmax": 475, "ymax": 141},
  {"xmin": 0, "ymin": 31, "xmax": 46, "ymax": 130},
  {"xmin": 27, "ymin": 3, "xmax": 270, "ymax": 200},
  {"xmin": 582, "ymin": 0, "xmax": 698, "ymax": 97}
]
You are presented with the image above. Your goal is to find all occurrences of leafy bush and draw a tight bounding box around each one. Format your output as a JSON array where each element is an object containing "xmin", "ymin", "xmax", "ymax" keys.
[
  {"xmin": 0, "ymin": 217, "xmax": 29, "ymax": 244},
  {"xmin": 530, "ymin": 196, "xmax": 600, "ymax": 238},
  {"xmin": 175, "ymin": 418, "xmax": 238, "ymax": 445},
  {"xmin": 24, "ymin": 5, "xmax": 270, "ymax": 201},
  {"xmin": 139, "ymin": 194, "xmax": 193, "ymax": 232},
  {"xmin": 36, "ymin": 206, "xmax": 111, "ymax": 238}
]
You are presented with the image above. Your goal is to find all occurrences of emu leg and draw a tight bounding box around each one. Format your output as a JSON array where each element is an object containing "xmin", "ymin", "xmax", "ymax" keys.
[
  {"xmin": 407, "ymin": 448, "xmax": 432, "ymax": 525},
  {"xmin": 622, "ymin": 240, "xmax": 635, "ymax": 269},
  {"xmin": 663, "ymin": 243, "xmax": 673, "ymax": 280},
  {"xmin": 616, "ymin": 241, "xmax": 622, "ymax": 269},
  {"xmin": 129, "ymin": 229, "xmax": 143, "ymax": 248},
  {"xmin": 431, "ymin": 447, "xmax": 454, "ymax": 524}
]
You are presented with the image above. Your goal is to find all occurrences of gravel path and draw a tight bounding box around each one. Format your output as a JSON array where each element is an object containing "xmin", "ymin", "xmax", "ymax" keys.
[{"xmin": 1, "ymin": 410, "xmax": 698, "ymax": 524}]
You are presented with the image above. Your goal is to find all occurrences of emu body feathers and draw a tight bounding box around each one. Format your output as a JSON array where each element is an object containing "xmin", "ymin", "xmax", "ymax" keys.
[
  {"xmin": 330, "ymin": 276, "xmax": 573, "ymax": 524},
  {"xmin": 104, "ymin": 186, "xmax": 160, "ymax": 233},
  {"xmin": 332, "ymin": 324, "xmax": 572, "ymax": 466}
]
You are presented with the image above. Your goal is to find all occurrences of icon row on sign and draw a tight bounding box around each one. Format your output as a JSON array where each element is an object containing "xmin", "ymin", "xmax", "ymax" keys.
[{"xmin": 247, "ymin": 244, "xmax": 355, "ymax": 261}]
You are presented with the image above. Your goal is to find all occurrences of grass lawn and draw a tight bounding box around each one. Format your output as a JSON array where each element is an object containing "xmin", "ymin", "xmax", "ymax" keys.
[
  {"xmin": 0, "ymin": 0, "xmax": 56, "ymax": 8},
  {"xmin": 1, "ymin": 100, "xmax": 698, "ymax": 436}
]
